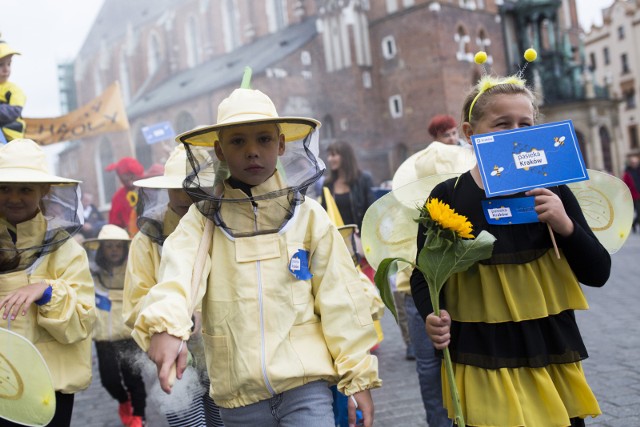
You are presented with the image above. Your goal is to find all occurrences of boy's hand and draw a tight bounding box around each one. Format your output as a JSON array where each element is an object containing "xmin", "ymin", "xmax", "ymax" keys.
[
  {"xmin": 148, "ymin": 332, "xmax": 188, "ymax": 394},
  {"xmin": 526, "ymin": 188, "xmax": 574, "ymax": 236},
  {"xmin": 0, "ymin": 281, "xmax": 49, "ymax": 320},
  {"xmin": 426, "ymin": 310, "xmax": 451, "ymax": 350},
  {"xmin": 348, "ymin": 389, "xmax": 374, "ymax": 427}
]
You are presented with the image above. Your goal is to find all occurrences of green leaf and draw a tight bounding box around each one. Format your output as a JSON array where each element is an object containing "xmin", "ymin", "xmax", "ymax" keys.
[
  {"xmin": 449, "ymin": 230, "xmax": 496, "ymax": 276},
  {"xmin": 373, "ymin": 257, "xmax": 414, "ymax": 323}
]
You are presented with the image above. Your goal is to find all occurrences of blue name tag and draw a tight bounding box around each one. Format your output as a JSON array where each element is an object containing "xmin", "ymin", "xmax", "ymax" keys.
[
  {"xmin": 289, "ymin": 249, "xmax": 313, "ymax": 280},
  {"xmin": 95, "ymin": 293, "xmax": 112, "ymax": 312},
  {"xmin": 482, "ymin": 197, "xmax": 540, "ymax": 225}
]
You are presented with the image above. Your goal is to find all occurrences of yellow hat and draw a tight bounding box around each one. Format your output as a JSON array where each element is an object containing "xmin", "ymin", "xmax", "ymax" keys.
[
  {"xmin": 133, "ymin": 144, "xmax": 190, "ymax": 189},
  {"xmin": 392, "ymin": 142, "xmax": 475, "ymax": 190},
  {"xmin": 176, "ymin": 67, "xmax": 320, "ymax": 146},
  {"xmin": 0, "ymin": 139, "xmax": 80, "ymax": 184},
  {"xmin": 0, "ymin": 36, "xmax": 20, "ymax": 60},
  {"xmin": 82, "ymin": 224, "xmax": 130, "ymax": 250}
]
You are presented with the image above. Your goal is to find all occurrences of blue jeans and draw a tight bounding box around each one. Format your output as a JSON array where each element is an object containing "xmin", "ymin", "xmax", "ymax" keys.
[
  {"xmin": 219, "ymin": 381, "xmax": 334, "ymax": 427},
  {"xmin": 404, "ymin": 294, "xmax": 452, "ymax": 427}
]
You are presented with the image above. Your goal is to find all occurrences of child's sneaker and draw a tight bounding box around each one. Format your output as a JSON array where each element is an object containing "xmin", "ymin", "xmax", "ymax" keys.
[
  {"xmin": 128, "ymin": 416, "xmax": 144, "ymax": 427},
  {"xmin": 118, "ymin": 401, "xmax": 133, "ymax": 426}
]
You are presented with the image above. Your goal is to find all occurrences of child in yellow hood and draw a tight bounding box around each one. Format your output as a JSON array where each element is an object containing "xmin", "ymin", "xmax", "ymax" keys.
[
  {"xmin": 124, "ymin": 144, "xmax": 224, "ymax": 427},
  {"xmin": 0, "ymin": 139, "xmax": 96, "ymax": 426},
  {"xmin": 132, "ymin": 69, "xmax": 381, "ymax": 427},
  {"xmin": 83, "ymin": 225, "xmax": 146, "ymax": 427}
]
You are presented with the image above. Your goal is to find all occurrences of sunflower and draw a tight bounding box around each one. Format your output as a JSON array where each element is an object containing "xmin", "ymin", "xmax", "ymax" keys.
[{"xmin": 425, "ymin": 198, "xmax": 474, "ymax": 239}]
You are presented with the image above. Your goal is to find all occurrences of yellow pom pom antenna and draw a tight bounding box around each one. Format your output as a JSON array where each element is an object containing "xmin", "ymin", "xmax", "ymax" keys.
[
  {"xmin": 474, "ymin": 51, "xmax": 488, "ymax": 64},
  {"xmin": 524, "ymin": 48, "xmax": 537, "ymax": 62}
]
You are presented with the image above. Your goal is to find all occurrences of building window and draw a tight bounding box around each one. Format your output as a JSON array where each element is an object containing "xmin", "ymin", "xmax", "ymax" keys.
[
  {"xmin": 323, "ymin": 115, "xmax": 335, "ymax": 140},
  {"xmin": 186, "ymin": 15, "xmax": 200, "ymax": 68},
  {"xmin": 386, "ymin": 0, "xmax": 398, "ymax": 13},
  {"xmin": 402, "ymin": 0, "xmax": 415, "ymax": 7},
  {"xmin": 455, "ymin": 26, "xmax": 471, "ymax": 61},
  {"xmin": 618, "ymin": 25, "xmax": 625, "ymax": 40},
  {"xmin": 389, "ymin": 95, "xmax": 403, "ymax": 118},
  {"xmin": 148, "ymin": 32, "xmax": 162, "ymax": 75},
  {"xmin": 477, "ymin": 29, "xmax": 491, "ymax": 63},
  {"xmin": 97, "ymin": 138, "xmax": 116, "ymax": 207},
  {"xmin": 589, "ymin": 52, "xmax": 596, "ymax": 71},
  {"xmin": 621, "ymin": 53, "xmax": 630, "ymax": 74},
  {"xmin": 362, "ymin": 71, "xmax": 372, "ymax": 89},
  {"xmin": 460, "ymin": 0, "xmax": 476, "ymax": 10},
  {"xmin": 118, "ymin": 50, "xmax": 131, "ymax": 104},
  {"xmin": 267, "ymin": 0, "xmax": 288, "ymax": 32},
  {"xmin": 382, "ymin": 35, "xmax": 397, "ymax": 59},
  {"xmin": 629, "ymin": 124, "xmax": 639, "ymax": 149},
  {"xmin": 175, "ymin": 111, "xmax": 196, "ymax": 134},
  {"xmin": 603, "ymin": 47, "xmax": 610, "ymax": 65},
  {"xmin": 93, "ymin": 68, "xmax": 102, "ymax": 98},
  {"xmin": 624, "ymin": 89, "xmax": 636, "ymax": 109}
]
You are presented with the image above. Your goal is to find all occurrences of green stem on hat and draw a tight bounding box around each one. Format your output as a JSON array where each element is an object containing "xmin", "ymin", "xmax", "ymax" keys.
[{"xmin": 241, "ymin": 67, "xmax": 252, "ymax": 89}]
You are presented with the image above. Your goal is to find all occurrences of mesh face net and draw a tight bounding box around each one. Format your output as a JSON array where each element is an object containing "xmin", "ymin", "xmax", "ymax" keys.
[
  {"xmin": 0, "ymin": 183, "xmax": 83, "ymax": 273},
  {"xmin": 183, "ymin": 129, "xmax": 325, "ymax": 238},
  {"xmin": 135, "ymin": 187, "xmax": 170, "ymax": 246}
]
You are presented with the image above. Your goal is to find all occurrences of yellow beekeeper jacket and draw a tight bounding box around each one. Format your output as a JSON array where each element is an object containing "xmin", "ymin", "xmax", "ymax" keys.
[
  {"xmin": 123, "ymin": 207, "xmax": 180, "ymax": 330},
  {"xmin": 0, "ymin": 213, "xmax": 96, "ymax": 393},
  {"xmin": 92, "ymin": 264, "xmax": 131, "ymax": 342},
  {"xmin": 133, "ymin": 173, "xmax": 382, "ymax": 409}
]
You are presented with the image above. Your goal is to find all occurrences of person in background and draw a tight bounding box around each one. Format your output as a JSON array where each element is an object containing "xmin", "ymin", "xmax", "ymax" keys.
[
  {"xmin": 0, "ymin": 139, "xmax": 96, "ymax": 426},
  {"xmin": 622, "ymin": 153, "xmax": 640, "ymax": 233},
  {"xmin": 124, "ymin": 144, "xmax": 224, "ymax": 427},
  {"xmin": 427, "ymin": 114, "xmax": 463, "ymax": 146},
  {"xmin": 321, "ymin": 140, "xmax": 376, "ymax": 284},
  {"xmin": 105, "ymin": 157, "xmax": 144, "ymax": 231},
  {"xmin": 0, "ymin": 35, "xmax": 26, "ymax": 143},
  {"xmin": 80, "ymin": 191, "xmax": 105, "ymax": 239},
  {"xmin": 83, "ymin": 225, "xmax": 146, "ymax": 427}
]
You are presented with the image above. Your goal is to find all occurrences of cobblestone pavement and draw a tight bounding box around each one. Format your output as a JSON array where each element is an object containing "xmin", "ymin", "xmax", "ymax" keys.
[{"xmin": 70, "ymin": 234, "xmax": 640, "ymax": 426}]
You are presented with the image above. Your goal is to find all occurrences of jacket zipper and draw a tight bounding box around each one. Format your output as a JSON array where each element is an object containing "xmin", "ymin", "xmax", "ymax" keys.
[{"xmin": 254, "ymin": 202, "xmax": 276, "ymax": 395}]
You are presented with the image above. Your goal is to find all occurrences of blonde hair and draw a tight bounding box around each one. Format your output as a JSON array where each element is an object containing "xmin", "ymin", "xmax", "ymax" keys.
[{"xmin": 462, "ymin": 75, "xmax": 538, "ymax": 126}]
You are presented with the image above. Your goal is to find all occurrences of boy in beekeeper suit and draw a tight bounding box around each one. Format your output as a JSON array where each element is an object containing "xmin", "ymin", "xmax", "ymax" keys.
[{"xmin": 132, "ymin": 69, "xmax": 381, "ymax": 427}]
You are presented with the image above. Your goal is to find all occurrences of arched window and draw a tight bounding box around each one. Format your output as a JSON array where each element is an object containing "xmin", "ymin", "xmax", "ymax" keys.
[
  {"xmin": 381, "ymin": 35, "xmax": 397, "ymax": 60},
  {"xmin": 477, "ymin": 29, "xmax": 491, "ymax": 62},
  {"xmin": 575, "ymin": 130, "xmax": 590, "ymax": 168},
  {"xmin": 175, "ymin": 111, "xmax": 197, "ymax": 134},
  {"xmin": 267, "ymin": 0, "xmax": 288, "ymax": 32},
  {"xmin": 96, "ymin": 138, "xmax": 116, "ymax": 207},
  {"xmin": 148, "ymin": 32, "xmax": 162, "ymax": 75},
  {"xmin": 222, "ymin": 0, "xmax": 240, "ymax": 51},
  {"xmin": 136, "ymin": 131, "xmax": 153, "ymax": 169},
  {"xmin": 455, "ymin": 26, "xmax": 471, "ymax": 61},
  {"xmin": 119, "ymin": 49, "xmax": 131, "ymax": 104},
  {"xmin": 322, "ymin": 114, "xmax": 335, "ymax": 140},
  {"xmin": 186, "ymin": 15, "xmax": 200, "ymax": 68},
  {"xmin": 599, "ymin": 126, "xmax": 613, "ymax": 173},
  {"xmin": 93, "ymin": 68, "xmax": 103, "ymax": 97}
]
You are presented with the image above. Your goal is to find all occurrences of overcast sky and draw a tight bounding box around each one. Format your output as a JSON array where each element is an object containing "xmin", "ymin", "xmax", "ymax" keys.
[{"xmin": 0, "ymin": 0, "xmax": 615, "ymax": 118}]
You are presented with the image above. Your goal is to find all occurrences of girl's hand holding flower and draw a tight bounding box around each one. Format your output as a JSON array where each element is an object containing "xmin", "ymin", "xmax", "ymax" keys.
[{"xmin": 426, "ymin": 310, "xmax": 451, "ymax": 350}]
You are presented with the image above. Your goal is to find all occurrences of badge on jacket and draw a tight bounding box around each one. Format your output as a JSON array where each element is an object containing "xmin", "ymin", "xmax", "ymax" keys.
[
  {"xmin": 95, "ymin": 293, "xmax": 112, "ymax": 311},
  {"xmin": 289, "ymin": 249, "xmax": 313, "ymax": 280}
]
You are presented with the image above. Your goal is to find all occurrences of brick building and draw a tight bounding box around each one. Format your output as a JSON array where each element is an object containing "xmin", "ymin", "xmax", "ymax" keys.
[
  {"xmin": 60, "ymin": 0, "xmax": 509, "ymax": 210},
  {"xmin": 61, "ymin": 0, "xmax": 622, "ymax": 213}
]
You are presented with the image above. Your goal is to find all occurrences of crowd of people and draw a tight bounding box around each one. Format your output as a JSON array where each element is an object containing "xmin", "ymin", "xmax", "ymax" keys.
[{"xmin": 0, "ymin": 30, "xmax": 625, "ymax": 427}]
